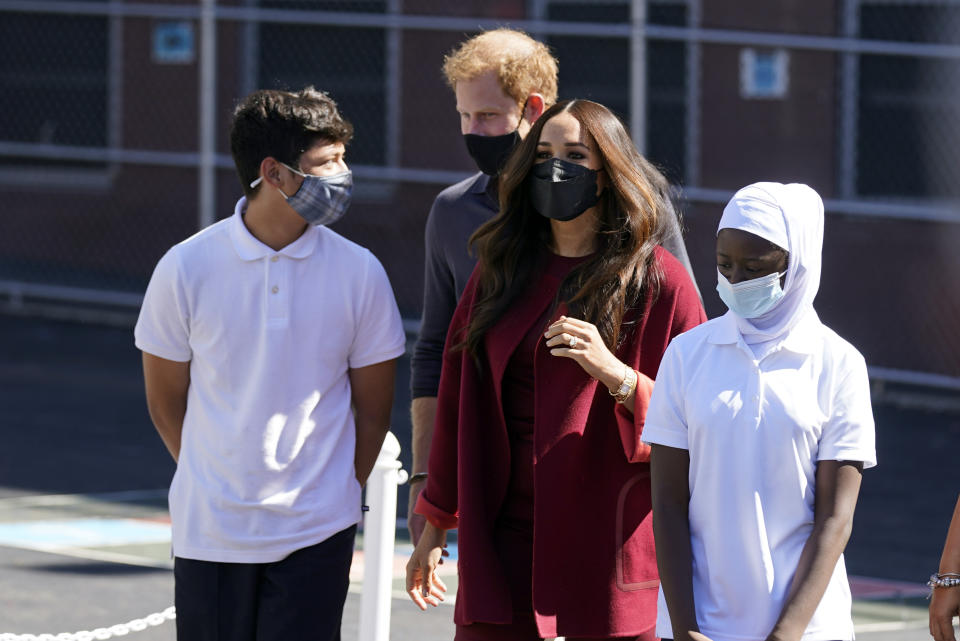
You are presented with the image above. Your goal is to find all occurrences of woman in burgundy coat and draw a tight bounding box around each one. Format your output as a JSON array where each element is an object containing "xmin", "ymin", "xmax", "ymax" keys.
[{"xmin": 406, "ymin": 99, "xmax": 706, "ymax": 641}]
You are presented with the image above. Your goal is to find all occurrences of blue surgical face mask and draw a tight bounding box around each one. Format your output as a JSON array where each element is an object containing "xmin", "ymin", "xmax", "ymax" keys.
[
  {"xmin": 250, "ymin": 163, "xmax": 353, "ymax": 227},
  {"xmin": 716, "ymin": 269, "xmax": 787, "ymax": 318}
]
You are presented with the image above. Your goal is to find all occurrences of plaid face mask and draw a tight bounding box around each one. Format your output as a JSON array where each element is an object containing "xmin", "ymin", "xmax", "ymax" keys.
[{"xmin": 270, "ymin": 164, "xmax": 353, "ymax": 227}]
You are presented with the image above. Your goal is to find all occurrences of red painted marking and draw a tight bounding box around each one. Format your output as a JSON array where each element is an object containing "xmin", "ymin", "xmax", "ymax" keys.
[
  {"xmin": 138, "ymin": 516, "xmax": 172, "ymax": 525},
  {"xmin": 849, "ymin": 575, "xmax": 929, "ymax": 599}
]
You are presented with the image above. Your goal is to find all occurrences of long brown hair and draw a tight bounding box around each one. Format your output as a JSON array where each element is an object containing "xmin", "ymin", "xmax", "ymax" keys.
[{"xmin": 463, "ymin": 99, "xmax": 674, "ymax": 359}]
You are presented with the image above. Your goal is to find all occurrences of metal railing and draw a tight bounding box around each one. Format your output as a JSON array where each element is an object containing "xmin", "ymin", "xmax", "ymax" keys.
[{"xmin": 0, "ymin": 0, "xmax": 957, "ymax": 386}]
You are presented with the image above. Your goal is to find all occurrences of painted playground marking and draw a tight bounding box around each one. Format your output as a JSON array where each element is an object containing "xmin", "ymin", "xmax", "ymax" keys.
[
  {"xmin": 849, "ymin": 574, "xmax": 931, "ymax": 599},
  {"xmin": 0, "ymin": 515, "xmax": 173, "ymax": 569},
  {"xmin": 0, "ymin": 518, "xmax": 171, "ymax": 548},
  {"xmin": 0, "ymin": 492, "xmax": 936, "ymax": 625},
  {"xmin": 0, "ymin": 489, "xmax": 168, "ymax": 507}
]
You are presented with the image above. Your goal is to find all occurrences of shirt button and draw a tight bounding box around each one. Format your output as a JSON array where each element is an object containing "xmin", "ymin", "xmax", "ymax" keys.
[
  {"xmin": 272, "ymin": 286, "xmax": 279, "ymax": 294},
  {"xmin": 271, "ymin": 255, "xmax": 279, "ymax": 262}
]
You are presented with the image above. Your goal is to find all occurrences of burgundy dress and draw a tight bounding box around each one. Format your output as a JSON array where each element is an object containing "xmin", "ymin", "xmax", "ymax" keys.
[
  {"xmin": 417, "ymin": 247, "xmax": 706, "ymax": 640},
  {"xmin": 488, "ymin": 254, "xmax": 587, "ymax": 636}
]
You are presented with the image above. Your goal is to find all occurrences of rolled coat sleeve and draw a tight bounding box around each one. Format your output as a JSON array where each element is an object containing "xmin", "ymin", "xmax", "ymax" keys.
[
  {"xmin": 413, "ymin": 321, "xmax": 463, "ymax": 530},
  {"xmin": 413, "ymin": 270, "xmax": 482, "ymax": 529},
  {"xmin": 613, "ymin": 251, "xmax": 707, "ymax": 462}
]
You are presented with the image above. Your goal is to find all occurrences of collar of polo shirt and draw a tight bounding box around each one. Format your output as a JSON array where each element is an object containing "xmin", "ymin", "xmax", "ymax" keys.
[
  {"xmin": 709, "ymin": 310, "xmax": 822, "ymax": 356},
  {"xmin": 229, "ymin": 196, "xmax": 320, "ymax": 261}
]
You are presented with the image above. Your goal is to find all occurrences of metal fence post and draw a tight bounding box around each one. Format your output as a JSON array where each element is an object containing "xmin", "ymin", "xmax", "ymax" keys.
[
  {"xmin": 630, "ymin": 0, "xmax": 647, "ymax": 153},
  {"xmin": 358, "ymin": 431, "xmax": 407, "ymax": 641},
  {"xmin": 198, "ymin": 0, "xmax": 217, "ymax": 230}
]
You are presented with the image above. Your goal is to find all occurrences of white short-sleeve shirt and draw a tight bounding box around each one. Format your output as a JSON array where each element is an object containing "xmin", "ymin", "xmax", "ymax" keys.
[
  {"xmin": 135, "ymin": 198, "xmax": 406, "ymax": 563},
  {"xmin": 643, "ymin": 311, "xmax": 876, "ymax": 641}
]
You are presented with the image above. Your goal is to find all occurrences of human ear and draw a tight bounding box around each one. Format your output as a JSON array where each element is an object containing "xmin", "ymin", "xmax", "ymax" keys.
[
  {"xmin": 258, "ymin": 157, "xmax": 284, "ymax": 189},
  {"xmin": 525, "ymin": 94, "xmax": 546, "ymax": 124},
  {"xmin": 596, "ymin": 168, "xmax": 608, "ymax": 196},
  {"xmin": 779, "ymin": 251, "xmax": 789, "ymax": 287},
  {"xmin": 779, "ymin": 250, "xmax": 790, "ymax": 272}
]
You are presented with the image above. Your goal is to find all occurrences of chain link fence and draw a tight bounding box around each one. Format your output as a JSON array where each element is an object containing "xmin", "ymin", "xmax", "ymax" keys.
[{"xmin": 1, "ymin": 0, "xmax": 958, "ymax": 382}]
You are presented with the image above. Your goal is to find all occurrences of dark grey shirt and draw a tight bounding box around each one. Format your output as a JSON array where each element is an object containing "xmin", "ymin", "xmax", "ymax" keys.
[{"xmin": 410, "ymin": 172, "xmax": 699, "ymax": 398}]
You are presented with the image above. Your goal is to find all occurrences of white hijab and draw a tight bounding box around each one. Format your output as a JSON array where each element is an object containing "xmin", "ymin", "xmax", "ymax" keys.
[{"xmin": 717, "ymin": 182, "xmax": 824, "ymax": 343}]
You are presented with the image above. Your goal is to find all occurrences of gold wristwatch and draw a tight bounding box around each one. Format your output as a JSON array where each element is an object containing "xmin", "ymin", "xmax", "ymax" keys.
[{"xmin": 609, "ymin": 365, "xmax": 638, "ymax": 404}]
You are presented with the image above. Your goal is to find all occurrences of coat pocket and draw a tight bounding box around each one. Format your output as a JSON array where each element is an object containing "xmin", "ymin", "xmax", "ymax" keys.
[{"xmin": 615, "ymin": 470, "xmax": 659, "ymax": 591}]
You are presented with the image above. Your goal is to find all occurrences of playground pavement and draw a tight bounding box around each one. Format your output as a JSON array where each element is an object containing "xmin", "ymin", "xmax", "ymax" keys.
[{"xmin": 0, "ymin": 314, "xmax": 956, "ymax": 640}]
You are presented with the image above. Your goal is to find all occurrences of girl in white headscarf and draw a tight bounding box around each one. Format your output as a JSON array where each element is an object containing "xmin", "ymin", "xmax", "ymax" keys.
[{"xmin": 642, "ymin": 183, "xmax": 877, "ymax": 641}]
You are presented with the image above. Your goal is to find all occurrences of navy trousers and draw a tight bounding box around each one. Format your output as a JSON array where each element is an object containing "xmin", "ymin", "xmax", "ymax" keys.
[{"xmin": 173, "ymin": 525, "xmax": 356, "ymax": 641}]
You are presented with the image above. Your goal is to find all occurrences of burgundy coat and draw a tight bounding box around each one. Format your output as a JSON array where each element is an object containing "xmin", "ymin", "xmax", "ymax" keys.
[{"xmin": 417, "ymin": 247, "xmax": 706, "ymax": 638}]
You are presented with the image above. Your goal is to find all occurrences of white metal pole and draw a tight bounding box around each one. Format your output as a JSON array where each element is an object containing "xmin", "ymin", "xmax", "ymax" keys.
[
  {"xmin": 198, "ymin": 0, "xmax": 217, "ymax": 230},
  {"xmin": 630, "ymin": 0, "xmax": 648, "ymax": 153},
  {"xmin": 358, "ymin": 432, "xmax": 407, "ymax": 641}
]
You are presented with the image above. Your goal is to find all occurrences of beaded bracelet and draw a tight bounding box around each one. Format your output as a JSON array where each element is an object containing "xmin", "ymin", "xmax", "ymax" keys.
[{"xmin": 927, "ymin": 572, "xmax": 960, "ymax": 589}]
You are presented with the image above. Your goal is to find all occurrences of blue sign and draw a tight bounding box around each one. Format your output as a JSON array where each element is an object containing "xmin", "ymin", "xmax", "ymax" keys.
[
  {"xmin": 740, "ymin": 48, "xmax": 789, "ymax": 99},
  {"xmin": 153, "ymin": 20, "xmax": 195, "ymax": 64}
]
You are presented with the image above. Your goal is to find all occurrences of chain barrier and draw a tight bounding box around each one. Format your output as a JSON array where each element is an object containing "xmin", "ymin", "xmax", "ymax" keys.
[
  {"xmin": 1, "ymin": 438, "xmax": 406, "ymax": 641},
  {"xmin": 0, "ymin": 607, "xmax": 175, "ymax": 641}
]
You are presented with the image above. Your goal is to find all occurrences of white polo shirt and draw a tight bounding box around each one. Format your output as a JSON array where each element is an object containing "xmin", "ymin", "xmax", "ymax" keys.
[
  {"xmin": 643, "ymin": 311, "xmax": 876, "ymax": 641},
  {"xmin": 135, "ymin": 198, "xmax": 406, "ymax": 563}
]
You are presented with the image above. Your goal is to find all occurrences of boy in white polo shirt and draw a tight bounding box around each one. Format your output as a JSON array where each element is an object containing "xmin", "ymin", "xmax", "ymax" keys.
[{"xmin": 135, "ymin": 87, "xmax": 406, "ymax": 641}]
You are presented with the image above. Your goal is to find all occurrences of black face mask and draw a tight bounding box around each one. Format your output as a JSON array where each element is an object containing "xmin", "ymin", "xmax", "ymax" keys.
[
  {"xmin": 463, "ymin": 129, "xmax": 521, "ymax": 176},
  {"xmin": 528, "ymin": 158, "xmax": 602, "ymax": 222}
]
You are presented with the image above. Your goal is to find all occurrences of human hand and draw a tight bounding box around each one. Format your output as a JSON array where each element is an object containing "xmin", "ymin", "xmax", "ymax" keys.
[
  {"xmin": 405, "ymin": 522, "xmax": 448, "ymax": 610},
  {"xmin": 407, "ymin": 482, "xmax": 427, "ymax": 545},
  {"xmin": 930, "ymin": 586, "xmax": 960, "ymax": 641},
  {"xmin": 407, "ymin": 483, "xmax": 449, "ymax": 561},
  {"xmin": 544, "ymin": 315, "xmax": 624, "ymax": 390}
]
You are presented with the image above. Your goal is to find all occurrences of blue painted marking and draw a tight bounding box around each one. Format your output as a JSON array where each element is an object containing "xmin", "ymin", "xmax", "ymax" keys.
[
  {"xmin": 444, "ymin": 543, "xmax": 459, "ymax": 561},
  {"xmin": 393, "ymin": 542, "xmax": 458, "ymax": 562},
  {"xmin": 0, "ymin": 519, "xmax": 171, "ymax": 548}
]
